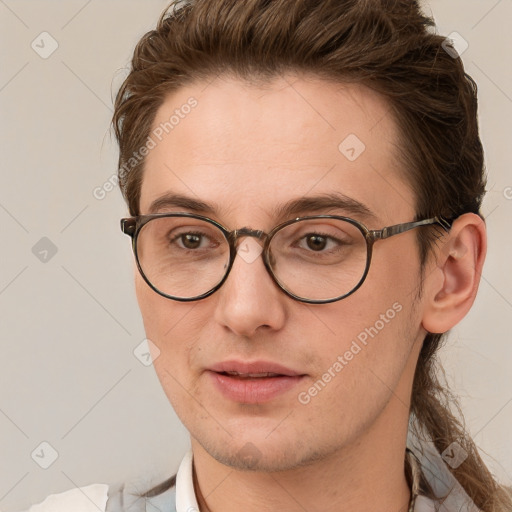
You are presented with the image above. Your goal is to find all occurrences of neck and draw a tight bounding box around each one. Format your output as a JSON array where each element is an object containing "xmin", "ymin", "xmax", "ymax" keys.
[{"xmin": 191, "ymin": 400, "xmax": 413, "ymax": 512}]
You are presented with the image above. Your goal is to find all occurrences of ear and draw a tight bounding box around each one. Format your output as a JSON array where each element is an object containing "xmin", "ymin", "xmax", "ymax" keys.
[{"xmin": 421, "ymin": 213, "xmax": 487, "ymax": 334}]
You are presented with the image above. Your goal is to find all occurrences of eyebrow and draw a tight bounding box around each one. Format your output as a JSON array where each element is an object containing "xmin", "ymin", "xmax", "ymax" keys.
[
  {"xmin": 272, "ymin": 193, "xmax": 377, "ymax": 222},
  {"xmin": 146, "ymin": 192, "xmax": 377, "ymax": 222}
]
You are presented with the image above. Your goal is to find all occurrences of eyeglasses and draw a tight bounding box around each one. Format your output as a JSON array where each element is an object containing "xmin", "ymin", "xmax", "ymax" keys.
[{"xmin": 120, "ymin": 213, "xmax": 452, "ymax": 304}]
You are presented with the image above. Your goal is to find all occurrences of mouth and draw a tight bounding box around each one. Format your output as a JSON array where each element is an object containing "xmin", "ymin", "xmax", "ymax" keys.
[
  {"xmin": 218, "ymin": 371, "xmax": 287, "ymax": 379},
  {"xmin": 207, "ymin": 361, "xmax": 306, "ymax": 403}
]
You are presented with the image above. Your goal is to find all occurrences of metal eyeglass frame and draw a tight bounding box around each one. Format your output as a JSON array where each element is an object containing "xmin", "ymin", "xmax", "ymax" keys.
[{"xmin": 120, "ymin": 213, "xmax": 453, "ymax": 304}]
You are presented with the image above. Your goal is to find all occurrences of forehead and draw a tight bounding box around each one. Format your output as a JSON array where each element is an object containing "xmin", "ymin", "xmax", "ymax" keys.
[{"xmin": 140, "ymin": 74, "xmax": 414, "ymax": 225}]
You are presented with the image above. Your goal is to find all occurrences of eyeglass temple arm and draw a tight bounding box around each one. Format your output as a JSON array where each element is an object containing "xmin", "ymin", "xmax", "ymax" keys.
[{"xmin": 370, "ymin": 216, "xmax": 452, "ymax": 240}]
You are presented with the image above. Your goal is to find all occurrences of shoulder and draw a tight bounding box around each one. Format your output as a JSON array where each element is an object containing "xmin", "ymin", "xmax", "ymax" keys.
[
  {"xmin": 105, "ymin": 478, "xmax": 177, "ymax": 512},
  {"xmin": 19, "ymin": 479, "xmax": 177, "ymax": 512},
  {"xmin": 19, "ymin": 484, "xmax": 109, "ymax": 511},
  {"xmin": 413, "ymin": 495, "xmax": 438, "ymax": 511}
]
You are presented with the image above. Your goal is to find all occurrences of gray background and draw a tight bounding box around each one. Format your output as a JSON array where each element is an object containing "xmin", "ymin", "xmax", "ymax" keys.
[{"xmin": 0, "ymin": 1, "xmax": 510, "ymax": 510}]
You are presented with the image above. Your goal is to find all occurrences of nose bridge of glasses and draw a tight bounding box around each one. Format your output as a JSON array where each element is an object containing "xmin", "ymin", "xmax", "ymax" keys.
[{"xmin": 231, "ymin": 227, "xmax": 268, "ymax": 244}]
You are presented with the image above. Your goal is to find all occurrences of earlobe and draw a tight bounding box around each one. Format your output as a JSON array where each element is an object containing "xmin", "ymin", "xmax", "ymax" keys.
[{"xmin": 421, "ymin": 213, "xmax": 487, "ymax": 334}]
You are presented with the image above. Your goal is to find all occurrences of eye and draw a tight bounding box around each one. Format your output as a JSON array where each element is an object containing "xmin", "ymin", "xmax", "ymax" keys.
[
  {"xmin": 171, "ymin": 231, "xmax": 217, "ymax": 250},
  {"xmin": 175, "ymin": 232, "xmax": 205, "ymax": 250},
  {"xmin": 299, "ymin": 233, "xmax": 339, "ymax": 252},
  {"xmin": 270, "ymin": 220, "xmax": 360, "ymax": 263}
]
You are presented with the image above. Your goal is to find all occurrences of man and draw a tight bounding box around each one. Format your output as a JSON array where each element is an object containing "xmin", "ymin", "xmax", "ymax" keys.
[{"xmin": 22, "ymin": 0, "xmax": 512, "ymax": 511}]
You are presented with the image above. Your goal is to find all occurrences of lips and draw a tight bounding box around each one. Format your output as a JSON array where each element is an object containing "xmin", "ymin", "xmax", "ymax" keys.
[
  {"xmin": 209, "ymin": 360, "xmax": 301, "ymax": 377},
  {"xmin": 207, "ymin": 360, "xmax": 305, "ymax": 403},
  {"xmin": 221, "ymin": 371, "xmax": 282, "ymax": 378}
]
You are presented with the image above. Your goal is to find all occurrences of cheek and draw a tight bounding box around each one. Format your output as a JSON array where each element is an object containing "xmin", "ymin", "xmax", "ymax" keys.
[
  {"xmin": 134, "ymin": 273, "xmax": 207, "ymax": 404},
  {"xmin": 371, "ymin": 237, "xmax": 423, "ymax": 297},
  {"xmin": 299, "ymin": 243, "xmax": 422, "ymax": 414},
  {"xmin": 135, "ymin": 274, "xmax": 190, "ymax": 377},
  {"xmin": 295, "ymin": 298, "xmax": 417, "ymax": 443},
  {"xmin": 135, "ymin": 274, "xmax": 163, "ymax": 341},
  {"xmin": 306, "ymin": 296, "xmax": 411, "ymax": 381},
  {"xmin": 134, "ymin": 273, "xmax": 188, "ymax": 343},
  {"xmin": 345, "ymin": 243, "xmax": 422, "ymax": 365}
]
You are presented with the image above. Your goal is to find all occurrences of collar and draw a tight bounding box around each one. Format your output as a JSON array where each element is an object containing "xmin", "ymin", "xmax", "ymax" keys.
[
  {"xmin": 175, "ymin": 449, "xmax": 424, "ymax": 512},
  {"xmin": 176, "ymin": 450, "xmax": 200, "ymax": 512}
]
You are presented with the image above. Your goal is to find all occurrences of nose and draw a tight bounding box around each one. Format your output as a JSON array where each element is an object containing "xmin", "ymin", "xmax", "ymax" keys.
[{"xmin": 213, "ymin": 236, "xmax": 287, "ymax": 337}]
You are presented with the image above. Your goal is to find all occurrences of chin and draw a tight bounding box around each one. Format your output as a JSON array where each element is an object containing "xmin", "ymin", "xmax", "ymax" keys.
[{"xmin": 191, "ymin": 421, "xmax": 339, "ymax": 473}]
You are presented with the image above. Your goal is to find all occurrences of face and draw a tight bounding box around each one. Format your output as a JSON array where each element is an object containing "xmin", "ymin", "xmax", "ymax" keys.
[{"xmin": 135, "ymin": 74, "xmax": 428, "ymax": 471}]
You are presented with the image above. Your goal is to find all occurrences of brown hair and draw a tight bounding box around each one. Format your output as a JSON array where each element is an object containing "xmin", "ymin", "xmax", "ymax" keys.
[{"xmin": 112, "ymin": 0, "xmax": 512, "ymax": 509}]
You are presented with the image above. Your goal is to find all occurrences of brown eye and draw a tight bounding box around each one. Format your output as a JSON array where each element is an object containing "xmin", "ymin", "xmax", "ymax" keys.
[
  {"xmin": 306, "ymin": 235, "xmax": 327, "ymax": 251},
  {"xmin": 180, "ymin": 233, "xmax": 202, "ymax": 249}
]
